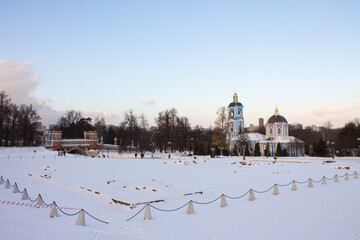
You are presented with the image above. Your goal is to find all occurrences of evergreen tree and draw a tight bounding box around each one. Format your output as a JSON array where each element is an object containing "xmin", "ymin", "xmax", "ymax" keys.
[
  {"xmin": 254, "ymin": 142, "xmax": 261, "ymax": 156},
  {"xmin": 245, "ymin": 144, "xmax": 250, "ymax": 156},
  {"xmin": 312, "ymin": 139, "xmax": 327, "ymax": 157},
  {"xmin": 275, "ymin": 143, "xmax": 282, "ymax": 156}
]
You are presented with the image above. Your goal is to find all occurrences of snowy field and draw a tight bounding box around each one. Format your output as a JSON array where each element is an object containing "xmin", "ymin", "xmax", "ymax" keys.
[{"xmin": 0, "ymin": 147, "xmax": 359, "ymax": 240}]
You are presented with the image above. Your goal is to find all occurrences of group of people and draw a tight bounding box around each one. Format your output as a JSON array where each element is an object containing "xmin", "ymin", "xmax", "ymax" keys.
[{"xmin": 134, "ymin": 152, "xmax": 145, "ymax": 159}]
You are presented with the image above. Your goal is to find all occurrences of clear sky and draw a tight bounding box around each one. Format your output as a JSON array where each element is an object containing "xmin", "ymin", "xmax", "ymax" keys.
[{"xmin": 0, "ymin": 0, "xmax": 359, "ymax": 128}]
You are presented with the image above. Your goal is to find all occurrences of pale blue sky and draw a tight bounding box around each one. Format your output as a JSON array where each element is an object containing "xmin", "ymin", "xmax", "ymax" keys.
[{"xmin": 0, "ymin": 0, "xmax": 359, "ymax": 128}]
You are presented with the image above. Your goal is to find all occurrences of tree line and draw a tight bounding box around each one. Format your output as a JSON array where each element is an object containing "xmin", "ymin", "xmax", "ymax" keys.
[
  {"xmin": 0, "ymin": 91, "xmax": 41, "ymax": 146},
  {"xmin": 2, "ymin": 90, "xmax": 359, "ymax": 157},
  {"xmin": 51, "ymin": 108, "xmax": 213, "ymax": 154}
]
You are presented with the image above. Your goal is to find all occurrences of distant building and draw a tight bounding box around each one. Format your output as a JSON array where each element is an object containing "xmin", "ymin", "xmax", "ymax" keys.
[
  {"xmin": 259, "ymin": 118, "xmax": 264, "ymax": 127},
  {"xmin": 45, "ymin": 131, "xmax": 119, "ymax": 156},
  {"xmin": 226, "ymin": 92, "xmax": 305, "ymax": 156},
  {"xmin": 226, "ymin": 92, "xmax": 244, "ymax": 152}
]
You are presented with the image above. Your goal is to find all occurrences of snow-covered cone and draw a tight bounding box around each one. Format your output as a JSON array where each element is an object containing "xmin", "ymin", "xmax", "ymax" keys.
[
  {"xmin": 321, "ymin": 176, "xmax": 326, "ymax": 184},
  {"xmin": 220, "ymin": 194, "xmax": 228, "ymax": 207},
  {"xmin": 5, "ymin": 179, "xmax": 10, "ymax": 189},
  {"xmin": 0, "ymin": 176, "xmax": 4, "ymax": 184},
  {"xmin": 143, "ymin": 205, "xmax": 151, "ymax": 220},
  {"xmin": 307, "ymin": 179, "xmax": 313, "ymax": 187},
  {"xmin": 248, "ymin": 189, "xmax": 255, "ymax": 201},
  {"xmin": 49, "ymin": 207, "xmax": 59, "ymax": 218},
  {"xmin": 13, "ymin": 182, "xmax": 20, "ymax": 193},
  {"xmin": 186, "ymin": 201, "xmax": 194, "ymax": 214},
  {"xmin": 273, "ymin": 184, "xmax": 279, "ymax": 195},
  {"xmin": 291, "ymin": 181, "xmax": 297, "ymax": 191},
  {"xmin": 75, "ymin": 210, "xmax": 86, "ymax": 226},
  {"xmin": 334, "ymin": 175, "xmax": 339, "ymax": 182},
  {"xmin": 21, "ymin": 188, "xmax": 29, "ymax": 200},
  {"xmin": 344, "ymin": 173, "xmax": 349, "ymax": 180},
  {"xmin": 354, "ymin": 171, "xmax": 358, "ymax": 179},
  {"xmin": 35, "ymin": 194, "xmax": 44, "ymax": 207}
]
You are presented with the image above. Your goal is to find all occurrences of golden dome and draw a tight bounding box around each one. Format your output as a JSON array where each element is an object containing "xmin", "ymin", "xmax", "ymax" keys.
[{"xmin": 233, "ymin": 92, "xmax": 238, "ymax": 98}]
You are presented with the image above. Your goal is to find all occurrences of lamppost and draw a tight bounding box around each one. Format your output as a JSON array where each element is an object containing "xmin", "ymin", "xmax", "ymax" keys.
[
  {"xmin": 101, "ymin": 136, "xmax": 103, "ymax": 157},
  {"xmin": 189, "ymin": 138, "xmax": 193, "ymax": 156},
  {"xmin": 168, "ymin": 141, "xmax": 172, "ymax": 158},
  {"xmin": 150, "ymin": 142, "xmax": 155, "ymax": 158},
  {"xmin": 327, "ymin": 141, "xmax": 335, "ymax": 159},
  {"xmin": 210, "ymin": 143, "xmax": 215, "ymax": 158}
]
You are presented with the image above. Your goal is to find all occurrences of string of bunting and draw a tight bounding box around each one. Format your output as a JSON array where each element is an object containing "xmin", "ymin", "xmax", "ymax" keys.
[{"xmin": 126, "ymin": 171, "xmax": 358, "ymax": 221}]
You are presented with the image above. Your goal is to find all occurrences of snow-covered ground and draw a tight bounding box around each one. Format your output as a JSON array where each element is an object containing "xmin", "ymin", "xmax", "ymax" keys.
[{"xmin": 0, "ymin": 147, "xmax": 359, "ymax": 240}]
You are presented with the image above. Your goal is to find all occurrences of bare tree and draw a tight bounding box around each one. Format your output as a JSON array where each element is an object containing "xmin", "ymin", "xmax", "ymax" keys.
[
  {"xmin": 0, "ymin": 91, "xmax": 11, "ymax": 146},
  {"xmin": 212, "ymin": 106, "xmax": 227, "ymax": 155}
]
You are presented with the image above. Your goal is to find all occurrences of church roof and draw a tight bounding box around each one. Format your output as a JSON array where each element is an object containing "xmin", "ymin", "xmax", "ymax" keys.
[
  {"xmin": 266, "ymin": 107, "xmax": 288, "ymax": 124},
  {"xmin": 228, "ymin": 102, "xmax": 243, "ymax": 108}
]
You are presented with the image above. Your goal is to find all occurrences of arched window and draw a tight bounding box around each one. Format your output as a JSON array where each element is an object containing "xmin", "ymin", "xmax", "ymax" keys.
[
  {"xmin": 278, "ymin": 128, "xmax": 281, "ymax": 135},
  {"xmin": 269, "ymin": 128, "xmax": 273, "ymax": 135}
]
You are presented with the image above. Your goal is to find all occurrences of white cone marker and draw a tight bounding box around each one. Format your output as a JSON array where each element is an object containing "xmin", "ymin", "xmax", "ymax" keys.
[
  {"xmin": 21, "ymin": 188, "xmax": 29, "ymax": 200},
  {"xmin": 344, "ymin": 173, "xmax": 349, "ymax": 180},
  {"xmin": 186, "ymin": 201, "xmax": 195, "ymax": 214},
  {"xmin": 220, "ymin": 194, "xmax": 228, "ymax": 207},
  {"xmin": 291, "ymin": 181, "xmax": 297, "ymax": 191},
  {"xmin": 5, "ymin": 179, "xmax": 10, "ymax": 189},
  {"xmin": 35, "ymin": 194, "xmax": 44, "ymax": 207},
  {"xmin": 273, "ymin": 184, "xmax": 279, "ymax": 195},
  {"xmin": 13, "ymin": 182, "xmax": 20, "ymax": 193},
  {"xmin": 307, "ymin": 178, "xmax": 313, "ymax": 187},
  {"xmin": 75, "ymin": 209, "xmax": 86, "ymax": 226},
  {"xmin": 334, "ymin": 175, "xmax": 339, "ymax": 182},
  {"xmin": 143, "ymin": 204, "xmax": 151, "ymax": 220},
  {"xmin": 50, "ymin": 207, "xmax": 59, "ymax": 218},
  {"xmin": 321, "ymin": 176, "xmax": 326, "ymax": 184},
  {"xmin": 248, "ymin": 189, "xmax": 255, "ymax": 201}
]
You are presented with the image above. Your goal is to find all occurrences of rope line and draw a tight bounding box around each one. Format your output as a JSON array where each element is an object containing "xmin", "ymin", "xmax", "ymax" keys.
[
  {"xmin": 276, "ymin": 182, "xmax": 293, "ymax": 187},
  {"xmin": 223, "ymin": 190, "xmax": 250, "ymax": 200},
  {"xmin": 193, "ymin": 195, "xmax": 222, "ymax": 205},
  {"xmin": 125, "ymin": 170, "xmax": 358, "ymax": 221},
  {"xmin": 253, "ymin": 185, "xmax": 275, "ymax": 194},
  {"xmin": 2, "ymin": 170, "xmax": 357, "ymax": 223},
  {"xmin": 126, "ymin": 204, "xmax": 148, "ymax": 221},
  {"xmin": 149, "ymin": 201, "xmax": 190, "ymax": 212},
  {"xmin": 83, "ymin": 209, "xmax": 109, "ymax": 224}
]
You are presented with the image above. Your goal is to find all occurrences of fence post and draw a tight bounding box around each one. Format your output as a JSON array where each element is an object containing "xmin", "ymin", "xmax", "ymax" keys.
[
  {"xmin": 21, "ymin": 189, "xmax": 29, "ymax": 200},
  {"xmin": 291, "ymin": 180, "xmax": 297, "ymax": 191},
  {"xmin": 75, "ymin": 209, "xmax": 86, "ymax": 226},
  {"xmin": 220, "ymin": 194, "xmax": 228, "ymax": 207},
  {"xmin": 248, "ymin": 189, "xmax": 255, "ymax": 201},
  {"xmin": 273, "ymin": 184, "xmax": 279, "ymax": 195},
  {"xmin": 307, "ymin": 178, "xmax": 313, "ymax": 187},
  {"xmin": 144, "ymin": 204, "xmax": 151, "ymax": 220},
  {"xmin": 321, "ymin": 176, "xmax": 326, "ymax": 184},
  {"xmin": 186, "ymin": 201, "xmax": 195, "ymax": 214}
]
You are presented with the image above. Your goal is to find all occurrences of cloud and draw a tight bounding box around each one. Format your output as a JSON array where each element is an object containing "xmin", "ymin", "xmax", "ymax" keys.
[
  {"xmin": 83, "ymin": 110, "xmax": 121, "ymax": 125},
  {"xmin": 310, "ymin": 105, "xmax": 350, "ymax": 117},
  {"xmin": 0, "ymin": 60, "xmax": 38, "ymax": 102},
  {"xmin": 290, "ymin": 104, "xmax": 351, "ymax": 128},
  {"xmin": 142, "ymin": 99, "xmax": 155, "ymax": 105},
  {"xmin": 0, "ymin": 60, "xmax": 62, "ymax": 126},
  {"xmin": 356, "ymin": 101, "xmax": 360, "ymax": 109}
]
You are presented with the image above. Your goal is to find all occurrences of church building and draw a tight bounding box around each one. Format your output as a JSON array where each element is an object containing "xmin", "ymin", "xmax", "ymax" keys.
[{"xmin": 226, "ymin": 93, "xmax": 305, "ymax": 156}]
